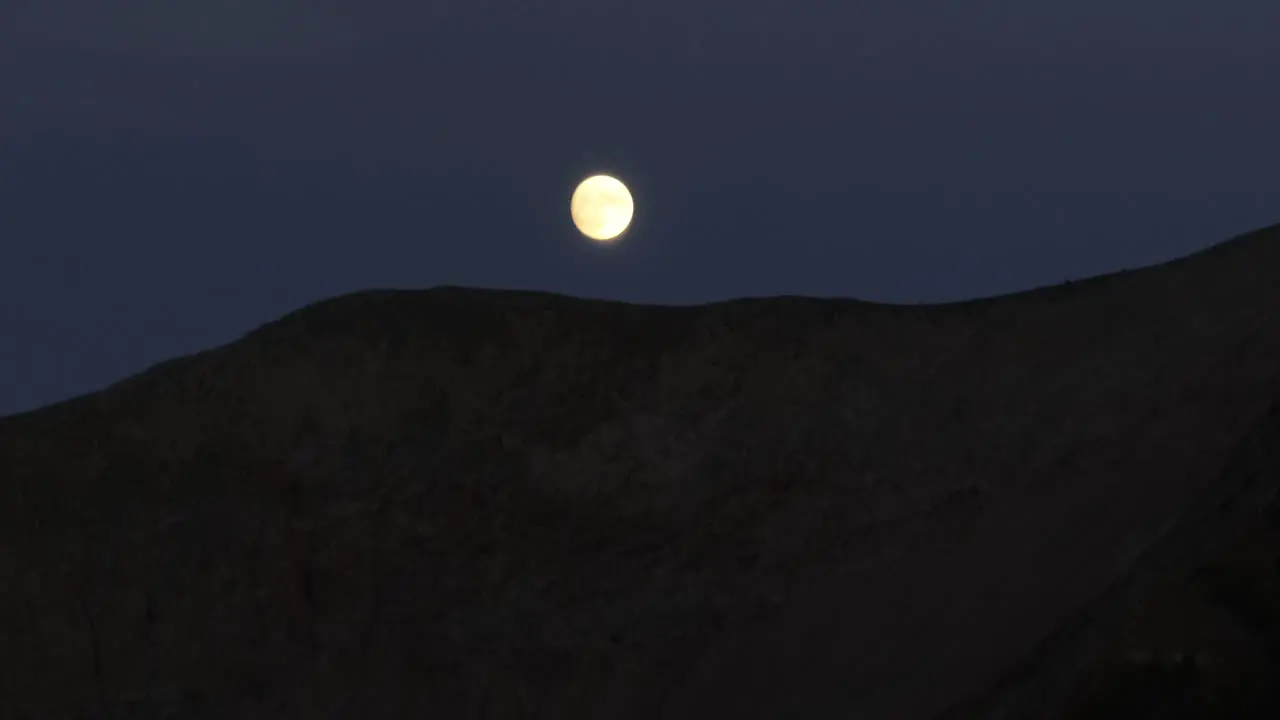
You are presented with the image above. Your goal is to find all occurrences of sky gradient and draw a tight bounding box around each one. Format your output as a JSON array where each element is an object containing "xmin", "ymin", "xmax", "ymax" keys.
[{"xmin": 2, "ymin": 1, "xmax": 1278, "ymax": 416}]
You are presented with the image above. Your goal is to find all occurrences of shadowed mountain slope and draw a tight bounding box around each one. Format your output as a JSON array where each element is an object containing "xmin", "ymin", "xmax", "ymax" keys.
[{"xmin": 2, "ymin": 222, "xmax": 1280, "ymax": 719}]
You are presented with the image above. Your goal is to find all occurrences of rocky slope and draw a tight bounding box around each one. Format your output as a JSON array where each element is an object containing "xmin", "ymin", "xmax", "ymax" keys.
[{"xmin": 2, "ymin": 222, "xmax": 1279, "ymax": 718}]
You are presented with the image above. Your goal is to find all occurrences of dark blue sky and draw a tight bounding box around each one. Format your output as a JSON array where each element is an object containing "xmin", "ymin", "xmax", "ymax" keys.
[{"xmin": 2, "ymin": 1, "xmax": 1278, "ymax": 416}]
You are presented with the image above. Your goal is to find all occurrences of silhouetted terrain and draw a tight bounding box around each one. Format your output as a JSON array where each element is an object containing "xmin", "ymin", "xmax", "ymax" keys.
[{"xmin": 3, "ymin": 222, "xmax": 1280, "ymax": 719}]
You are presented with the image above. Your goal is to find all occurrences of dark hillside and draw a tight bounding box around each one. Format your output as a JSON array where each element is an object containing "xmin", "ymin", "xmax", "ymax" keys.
[{"xmin": 2, "ymin": 222, "xmax": 1279, "ymax": 719}]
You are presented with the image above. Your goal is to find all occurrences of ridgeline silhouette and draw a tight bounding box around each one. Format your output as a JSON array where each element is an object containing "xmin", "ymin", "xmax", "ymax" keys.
[{"xmin": 3, "ymin": 222, "xmax": 1280, "ymax": 718}]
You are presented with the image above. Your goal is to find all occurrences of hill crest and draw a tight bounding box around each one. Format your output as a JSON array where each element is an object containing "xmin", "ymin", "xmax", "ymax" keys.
[{"xmin": 1, "ymin": 221, "xmax": 1279, "ymax": 718}]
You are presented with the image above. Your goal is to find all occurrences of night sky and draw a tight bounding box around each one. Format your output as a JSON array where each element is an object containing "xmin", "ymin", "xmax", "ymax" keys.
[{"xmin": 2, "ymin": 1, "xmax": 1278, "ymax": 416}]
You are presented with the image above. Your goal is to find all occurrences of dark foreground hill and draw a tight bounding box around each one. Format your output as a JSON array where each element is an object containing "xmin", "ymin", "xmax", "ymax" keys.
[{"xmin": 3, "ymin": 223, "xmax": 1280, "ymax": 719}]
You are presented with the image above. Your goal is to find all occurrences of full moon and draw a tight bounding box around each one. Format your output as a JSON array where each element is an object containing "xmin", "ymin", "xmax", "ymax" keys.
[{"xmin": 570, "ymin": 174, "xmax": 634, "ymax": 242}]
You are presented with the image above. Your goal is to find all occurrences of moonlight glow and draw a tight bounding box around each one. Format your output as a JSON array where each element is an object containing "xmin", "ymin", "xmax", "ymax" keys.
[{"xmin": 570, "ymin": 175, "xmax": 633, "ymax": 242}]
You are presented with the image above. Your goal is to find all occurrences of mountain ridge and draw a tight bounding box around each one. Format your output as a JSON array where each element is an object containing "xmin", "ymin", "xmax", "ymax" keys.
[
  {"xmin": 2, "ymin": 220, "xmax": 1279, "ymax": 718},
  {"xmin": 7, "ymin": 220, "xmax": 1275, "ymax": 428}
]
